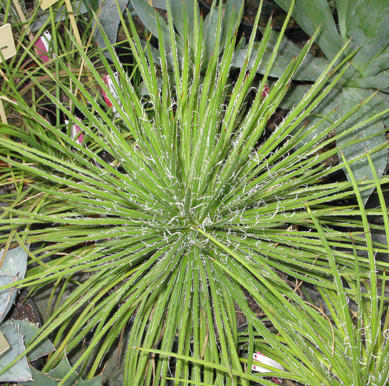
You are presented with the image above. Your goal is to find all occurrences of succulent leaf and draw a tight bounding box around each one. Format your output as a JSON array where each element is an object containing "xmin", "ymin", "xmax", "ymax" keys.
[
  {"xmin": 232, "ymin": 29, "xmax": 330, "ymax": 81},
  {"xmin": 337, "ymin": 87, "xmax": 388, "ymax": 204},
  {"xmin": 0, "ymin": 275, "xmax": 17, "ymax": 324},
  {"xmin": 273, "ymin": 0, "xmax": 342, "ymax": 60},
  {"xmin": 10, "ymin": 320, "xmax": 55, "ymax": 361},
  {"xmin": 92, "ymin": 0, "xmax": 131, "ymax": 58},
  {"xmin": 0, "ymin": 246, "xmax": 28, "ymax": 279},
  {"xmin": 169, "ymin": 0, "xmax": 199, "ymax": 46},
  {"xmin": 337, "ymin": 0, "xmax": 389, "ymax": 73},
  {"xmin": 351, "ymin": 70, "xmax": 389, "ymax": 90},
  {"xmin": 131, "ymin": 0, "xmax": 182, "ymax": 55},
  {"xmin": 0, "ymin": 246, "xmax": 28, "ymax": 323},
  {"xmin": 273, "ymin": 0, "xmax": 389, "ymax": 202},
  {"xmin": 21, "ymin": 360, "xmax": 102, "ymax": 385},
  {"xmin": 0, "ymin": 324, "xmax": 31, "ymax": 382}
]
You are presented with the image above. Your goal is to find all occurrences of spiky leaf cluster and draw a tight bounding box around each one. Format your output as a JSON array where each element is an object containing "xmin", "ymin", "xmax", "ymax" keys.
[{"xmin": 1, "ymin": 1, "xmax": 389, "ymax": 385}]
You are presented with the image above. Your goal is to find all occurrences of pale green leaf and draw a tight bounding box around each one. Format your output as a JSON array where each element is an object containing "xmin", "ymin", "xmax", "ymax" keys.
[
  {"xmin": 0, "ymin": 246, "xmax": 28, "ymax": 323},
  {"xmin": 273, "ymin": 0, "xmax": 342, "ymax": 60},
  {"xmin": 92, "ymin": 0, "xmax": 131, "ymax": 58},
  {"xmin": 363, "ymin": 46, "xmax": 389, "ymax": 77},
  {"xmin": 338, "ymin": 0, "xmax": 389, "ymax": 73},
  {"xmin": 22, "ymin": 367, "xmax": 59, "ymax": 386},
  {"xmin": 232, "ymin": 29, "xmax": 330, "ymax": 81},
  {"xmin": 0, "ymin": 275, "xmax": 16, "ymax": 324},
  {"xmin": 169, "ymin": 0, "xmax": 199, "ymax": 45},
  {"xmin": 337, "ymin": 87, "xmax": 388, "ymax": 204},
  {"xmin": 351, "ymin": 71, "xmax": 389, "ymax": 90},
  {"xmin": 0, "ymin": 246, "xmax": 28, "ymax": 279},
  {"xmin": 280, "ymin": 85, "xmax": 342, "ymax": 144}
]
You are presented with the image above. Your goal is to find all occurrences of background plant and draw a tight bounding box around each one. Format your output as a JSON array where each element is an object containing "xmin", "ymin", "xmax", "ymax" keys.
[
  {"xmin": 0, "ymin": 0, "xmax": 388, "ymax": 385},
  {"xmin": 0, "ymin": 190, "xmax": 101, "ymax": 386},
  {"xmin": 0, "ymin": 246, "xmax": 55, "ymax": 383},
  {"xmin": 264, "ymin": 0, "xmax": 389, "ymax": 204},
  {"xmin": 0, "ymin": 0, "xmax": 103, "ymax": 135}
]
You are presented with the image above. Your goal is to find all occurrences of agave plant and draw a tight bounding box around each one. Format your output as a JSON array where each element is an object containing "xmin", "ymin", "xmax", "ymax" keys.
[
  {"xmin": 0, "ymin": 0, "xmax": 389, "ymax": 385},
  {"xmin": 260, "ymin": 0, "xmax": 389, "ymax": 204}
]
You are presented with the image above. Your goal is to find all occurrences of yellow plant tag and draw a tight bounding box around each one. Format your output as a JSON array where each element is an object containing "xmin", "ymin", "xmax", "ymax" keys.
[
  {"xmin": 0, "ymin": 331, "xmax": 10, "ymax": 356},
  {"xmin": 0, "ymin": 24, "xmax": 17, "ymax": 63},
  {"xmin": 40, "ymin": 0, "xmax": 60, "ymax": 10}
]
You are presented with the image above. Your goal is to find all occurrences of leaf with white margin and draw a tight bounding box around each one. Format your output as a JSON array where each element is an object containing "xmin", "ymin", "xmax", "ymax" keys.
[
  {"xmin": 8, "ymin": 320, "xmax": 55, "ymax": 361},
  {"xmin": 20, "ymin": 356, "xmax": 102, "ymax": 386}
]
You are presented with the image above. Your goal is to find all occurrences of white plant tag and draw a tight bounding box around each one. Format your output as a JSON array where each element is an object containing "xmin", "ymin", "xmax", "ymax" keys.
[
  {"xmin": 0, "ymin": 24, "xmax": 17, "ymax": 63},
  {"xmin": 40, "ymin": 0, "xmax": 60, "ymax": 9},
  {"xmin": 252, "ymin": 352, "xmax": 284, "ymax": 373},
  {"xmin": 34, "ymin": 30, "xmax": 52, "ymax": 63}
]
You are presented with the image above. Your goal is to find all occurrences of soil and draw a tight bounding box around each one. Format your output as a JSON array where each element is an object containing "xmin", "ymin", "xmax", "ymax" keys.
[{"xmin": 8, "ymin": 291, "xmax": 41, "ymax": 326}]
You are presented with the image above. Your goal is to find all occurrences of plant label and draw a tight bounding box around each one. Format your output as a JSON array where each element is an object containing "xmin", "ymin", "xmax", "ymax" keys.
[
  {"xmin": 0, "ymin": 331, "xmax": 10, "ymax": 356},
  {"xmin": 102, "ymin": 72, "xmax": 121, "ymax": 112},
  {"xmin": 39, "ymin": 0, "xmax": 60, "ymax": 10},
  {"xmin": 65, "ymin": 119, "xmax": 84, "ymax": 144},
  {"xmin": 34, "ymin": 30, "xmax": 52, "ymax": 63},
  {"xmin": 252, "ymin": 352, "xmax": 284, "ymax": 377},
  {"xmin": 0, "ymin": 24, "xmax": 16, "ymax": 63}
]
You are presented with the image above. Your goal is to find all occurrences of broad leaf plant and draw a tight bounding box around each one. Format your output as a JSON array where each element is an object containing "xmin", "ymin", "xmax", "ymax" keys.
[{"xmin": 268, "ymin": 0, "xmax": 389, "ymax": 204}]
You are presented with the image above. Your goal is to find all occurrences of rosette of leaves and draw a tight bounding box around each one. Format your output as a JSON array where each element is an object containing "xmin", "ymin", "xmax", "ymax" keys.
[
  {"xmin": 256, "ymin": 0, "xmax": 389, "ymax": 204},
  {"xmin": 0, "ymin": 0, "xmax": 388, "ymax": 385}
]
